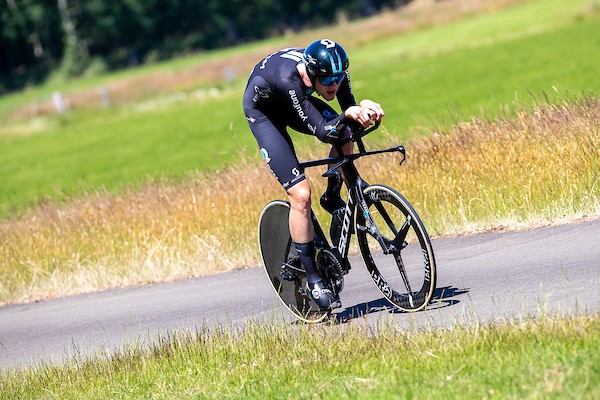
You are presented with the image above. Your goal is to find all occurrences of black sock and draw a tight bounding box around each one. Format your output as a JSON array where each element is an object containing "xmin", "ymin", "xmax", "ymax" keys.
[{"xmin": 294, "ymin": 241, "xmax": 320, "ymax": 283}]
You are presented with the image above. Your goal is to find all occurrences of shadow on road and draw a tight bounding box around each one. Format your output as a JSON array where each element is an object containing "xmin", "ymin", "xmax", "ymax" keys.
[{"xmin": 331, "ymin": 286, "xmax": 470, "ymax": 324}]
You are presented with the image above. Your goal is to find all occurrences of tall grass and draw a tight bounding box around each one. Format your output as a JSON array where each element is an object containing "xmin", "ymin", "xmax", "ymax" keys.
[
  {"xmin": 1, "ymin": 0, "xmax": 598, "ymax": 219},
  {"xmin": 372, "ymin": 96, "xmax": 600, "ymax": 235},
  {"xmin": 1, "ymin": 98, "xmax": 598, "ymax": 305},
  {"xmin": 1, "ymin": 314, "xmax": 599, "ymax": 398}
]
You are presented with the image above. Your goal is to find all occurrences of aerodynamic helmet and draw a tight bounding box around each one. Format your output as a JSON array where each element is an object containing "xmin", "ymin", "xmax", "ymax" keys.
[{"xmin": 303, "ymin": 39, "xmax": 349, "ymax": 85}]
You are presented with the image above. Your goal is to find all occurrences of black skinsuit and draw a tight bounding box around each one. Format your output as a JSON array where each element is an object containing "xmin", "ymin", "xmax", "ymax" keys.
[{"xmin": 242, "ymin": 47, "xmax": 356, "ymax": 189}]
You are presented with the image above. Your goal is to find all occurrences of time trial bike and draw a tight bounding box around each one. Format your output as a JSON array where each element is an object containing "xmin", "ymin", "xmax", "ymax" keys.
[{"xmin": 258, "ymin": 122, "xmax": 437, "ymax": 322}]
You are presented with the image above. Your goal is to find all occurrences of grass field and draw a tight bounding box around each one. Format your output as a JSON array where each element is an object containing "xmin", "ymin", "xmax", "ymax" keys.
[
  {"xmin": 0, "ymin": 0, "xmax": 599, "ymax": 396},
  {"xmin": 0, "ymin": 0, "xmax": 599, "ymax": 305},
  {"xmin": 0, "ymin": 0, "xmax": 598, "ymax": 218},
  {"xmin": 1, "ymin": 314, "xmax": 599, "ymax": 398},
  {"xmin": 1, "ymin": 88, "xmax": 597, "ymax": 305}
]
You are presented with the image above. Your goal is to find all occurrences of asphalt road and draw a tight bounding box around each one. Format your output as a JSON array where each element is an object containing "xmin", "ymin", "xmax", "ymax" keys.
[{"xmin": 1, "ymin": 219, "xmax": 598, "ymax": 370}]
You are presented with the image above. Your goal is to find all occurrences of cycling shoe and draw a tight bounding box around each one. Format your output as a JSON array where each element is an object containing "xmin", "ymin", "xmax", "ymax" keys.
[{"xmin": 307, "ymin": 280, "xmax": 342, "ymax": 310}]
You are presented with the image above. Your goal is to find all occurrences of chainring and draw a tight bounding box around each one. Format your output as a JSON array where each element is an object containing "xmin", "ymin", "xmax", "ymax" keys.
[{"xmin": 316, "ymin": 248, "xmax": 345, "ymax": 294}]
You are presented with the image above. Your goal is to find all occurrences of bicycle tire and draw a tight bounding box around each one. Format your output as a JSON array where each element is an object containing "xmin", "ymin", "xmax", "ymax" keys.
[
  {"xmin": 356, "ymin": 185, "xmax": 437, "ymax": 312},
  {"xmin": 258, "ymin": 200, "xmax": 329, "ymax": 323}
]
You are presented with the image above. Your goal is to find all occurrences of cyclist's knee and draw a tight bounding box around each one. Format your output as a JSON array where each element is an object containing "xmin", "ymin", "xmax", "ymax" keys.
[{"xmin": 288, "ymin": 181, "xmax": 312, "ymax": 211}]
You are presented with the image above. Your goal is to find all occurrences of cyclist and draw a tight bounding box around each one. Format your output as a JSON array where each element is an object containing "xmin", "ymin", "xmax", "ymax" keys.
[{"xmin": 243, "ymin": 39, "xmax": 384, "ymax": 310}]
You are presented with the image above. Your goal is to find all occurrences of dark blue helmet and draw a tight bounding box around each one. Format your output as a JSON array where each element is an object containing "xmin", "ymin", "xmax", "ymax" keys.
[{"xmin": 303, "ymin": 39, "xmax": 349, "ymax": 81}]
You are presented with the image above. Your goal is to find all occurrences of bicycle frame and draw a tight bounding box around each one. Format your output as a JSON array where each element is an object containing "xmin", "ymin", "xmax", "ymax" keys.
[{"xmin": 299, "ymin": 131, "xmax": 406, "ymax": 261}]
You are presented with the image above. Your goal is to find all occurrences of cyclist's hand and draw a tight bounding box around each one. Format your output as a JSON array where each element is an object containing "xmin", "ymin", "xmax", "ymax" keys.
[
  {"xmin": 359, "ymin": 99, "xmax": 385, "ymax": 123},
  {"xmin": 345, "ymin": 105, "xmax": 375, "ymax": 128}
]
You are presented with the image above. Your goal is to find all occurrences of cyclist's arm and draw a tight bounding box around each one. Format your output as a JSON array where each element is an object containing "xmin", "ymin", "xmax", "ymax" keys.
[
  {"xmin": 279, "ymin": 77, "xmax": 351, "ymax": 143},
  {"xmin": 336, "ymin": 71, "xmax": 357, "ymax": 110},
  {"xmin": 301, "ymin": 99, "xmax": 350, "ymax": 142}
]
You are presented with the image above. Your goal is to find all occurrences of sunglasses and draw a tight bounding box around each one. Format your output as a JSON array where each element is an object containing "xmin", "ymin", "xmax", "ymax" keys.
[{"xmin": 318, "ymin": 73, "xmax": 345, "ymax": 86}]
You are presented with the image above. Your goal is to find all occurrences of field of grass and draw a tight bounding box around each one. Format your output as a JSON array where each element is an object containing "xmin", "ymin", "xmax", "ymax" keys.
[
  {"xmin": 0, "ymin": 0, "xmax": 598, "ymax": 218},
  {"xmin": 1, "ymin": 314, "xmax": 598, "ymax": 398},
  {"xmin": 1, "ymin": 0, "xmax": 599, "ymax": 396},
  {"xmin": 0, "ymin": 0, "xmax": 526, "ymax": 122},
  {"xmin": 0, "ymin": 0, "xmax": 599, "ymax": 306},
  {"xmin": 1, "ymin": 96, "xmax": 597, "ymax": 305}
]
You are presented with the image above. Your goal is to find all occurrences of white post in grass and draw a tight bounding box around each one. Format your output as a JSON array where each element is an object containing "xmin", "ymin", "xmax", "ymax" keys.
[{"xmin": 52, "ymin": 91, "xmax": 68, "ymax": 114}]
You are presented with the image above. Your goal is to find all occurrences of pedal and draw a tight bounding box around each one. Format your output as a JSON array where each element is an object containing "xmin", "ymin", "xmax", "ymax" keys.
[
  {"xmin": 341, "ymin": 259, "xmax": 351, "ymax": 275},
  {"xmin": 281, "ymin": 271, "xmax": 295, "ymax": 281}
]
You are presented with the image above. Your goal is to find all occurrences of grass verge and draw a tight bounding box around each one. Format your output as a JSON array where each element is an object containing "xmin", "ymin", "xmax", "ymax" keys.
[
  {"xmin": 0, "ymin": 97, "xmax": 598, "ymax": 305},
  {"xmin": 1, "ymin": 0, "xmax": 598, "ymax": 218},
  {"xmin": 1, "ymin": 314, "xmax": 598, "ymax": 399}
]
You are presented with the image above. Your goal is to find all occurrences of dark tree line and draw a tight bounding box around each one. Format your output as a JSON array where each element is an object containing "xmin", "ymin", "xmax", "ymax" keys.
[{"xmin": 0, "ymin": 0, "xmax": 409, "ymax": 93}]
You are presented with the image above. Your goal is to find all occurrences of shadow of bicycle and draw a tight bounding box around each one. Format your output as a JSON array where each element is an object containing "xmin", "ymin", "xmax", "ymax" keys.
[{"xmin": 331, "ymin": 286, "xmax": 470, "ymax": 324}]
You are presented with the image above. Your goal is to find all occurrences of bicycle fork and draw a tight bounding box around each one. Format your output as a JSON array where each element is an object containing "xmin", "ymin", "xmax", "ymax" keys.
[{"xmin": 359, "ymin": 191, "xmax": 411, "ymax": 255}]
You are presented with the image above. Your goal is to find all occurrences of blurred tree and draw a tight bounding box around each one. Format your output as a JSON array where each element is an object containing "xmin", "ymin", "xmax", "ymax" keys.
[
  {"xmin": 57, "ymin": 0, "xmax": 90, "ymax": 76},
  {"xmin": 0, "ymin": 0, "xmax": 406, "ymax": 92},
  {"xmin": 0, "ymin": 0, "xmax": 61, "ymax": 89}
]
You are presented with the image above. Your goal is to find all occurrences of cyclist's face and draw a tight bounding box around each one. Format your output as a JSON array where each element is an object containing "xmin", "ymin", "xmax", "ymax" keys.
[{"xmin": 314, "ymin": 80, "xmax": 339, "ymax": 101}]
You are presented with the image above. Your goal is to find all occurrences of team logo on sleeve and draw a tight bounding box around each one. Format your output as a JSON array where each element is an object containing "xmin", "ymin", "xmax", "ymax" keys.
[
  {"xmin": 253, "ymin": 86, "xmax": 271, "ymax": 102},
  {"xmin": 260, "ymin": 148, "xmax": 271, "ymax": 163}
]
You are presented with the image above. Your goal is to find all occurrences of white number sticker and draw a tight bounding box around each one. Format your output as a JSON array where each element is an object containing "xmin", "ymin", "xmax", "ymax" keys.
[
  {"xmin": 320, "ymin": 39, "xmax": 336, "ymax": 48},
  {"xmin": 280, "ymin": 49, "xmax": 304, "ymax": 62}
]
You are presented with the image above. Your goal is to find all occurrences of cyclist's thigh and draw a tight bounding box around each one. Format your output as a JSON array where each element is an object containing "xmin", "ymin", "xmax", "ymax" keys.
[{"xmin": 245, "ymin": 110, "xmax": 306, "ymax": 190}]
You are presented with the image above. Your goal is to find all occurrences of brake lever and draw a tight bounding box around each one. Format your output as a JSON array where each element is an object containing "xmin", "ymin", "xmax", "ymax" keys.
[{"xmin": 398, "ymin": 145, "xmax": 406, "ymax": 165}]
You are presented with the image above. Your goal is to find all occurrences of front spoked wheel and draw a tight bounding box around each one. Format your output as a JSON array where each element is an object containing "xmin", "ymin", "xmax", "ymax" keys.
[{"xmin": 356, "ymin": 185, "xmax": 437, "ymax": 312}]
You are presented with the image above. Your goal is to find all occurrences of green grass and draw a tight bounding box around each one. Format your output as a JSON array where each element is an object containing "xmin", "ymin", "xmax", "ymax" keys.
[
  {"xmin": 0, "ymin": 38, "xmax": 277, "ymax": 122},
  {"xmin": 1, "ymin": 98, "xmax": 597, "ymax": 305},
  {"xmin": 0, "ymin": 2, "xmax": 598, "ymax": 395},
  {"xmin": 0, "ymin": 95, "xmax": 251, "ymax": 215},
  {"xmin": 1, "ymin": 314, "xmax": 598, "ymax": 399},
  {"xmin": 359, "ymin": 7, "xmax": 600, "ymax": 132},
  {"xmin": 0, "ymin": 0, "xmax": 598, "ymax": 218}
]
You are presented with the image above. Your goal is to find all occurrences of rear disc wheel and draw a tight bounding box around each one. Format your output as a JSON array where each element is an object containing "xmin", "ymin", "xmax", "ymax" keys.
[{"xmin": 258, "ymin": 200, "xmax": 330, "ymax": 323}]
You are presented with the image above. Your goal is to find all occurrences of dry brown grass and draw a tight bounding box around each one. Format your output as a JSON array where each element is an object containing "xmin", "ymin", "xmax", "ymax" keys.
[
  {"xmin": 1, "ymin": 97, "xmax": 598, "ymax": 305},
  {"xmin": 369, "ymin": 97, "xmax": 600, "ymax": 235},
  {"xmin": 0, "ymin": 162, "xmax": 279, "ymax": 304}
]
